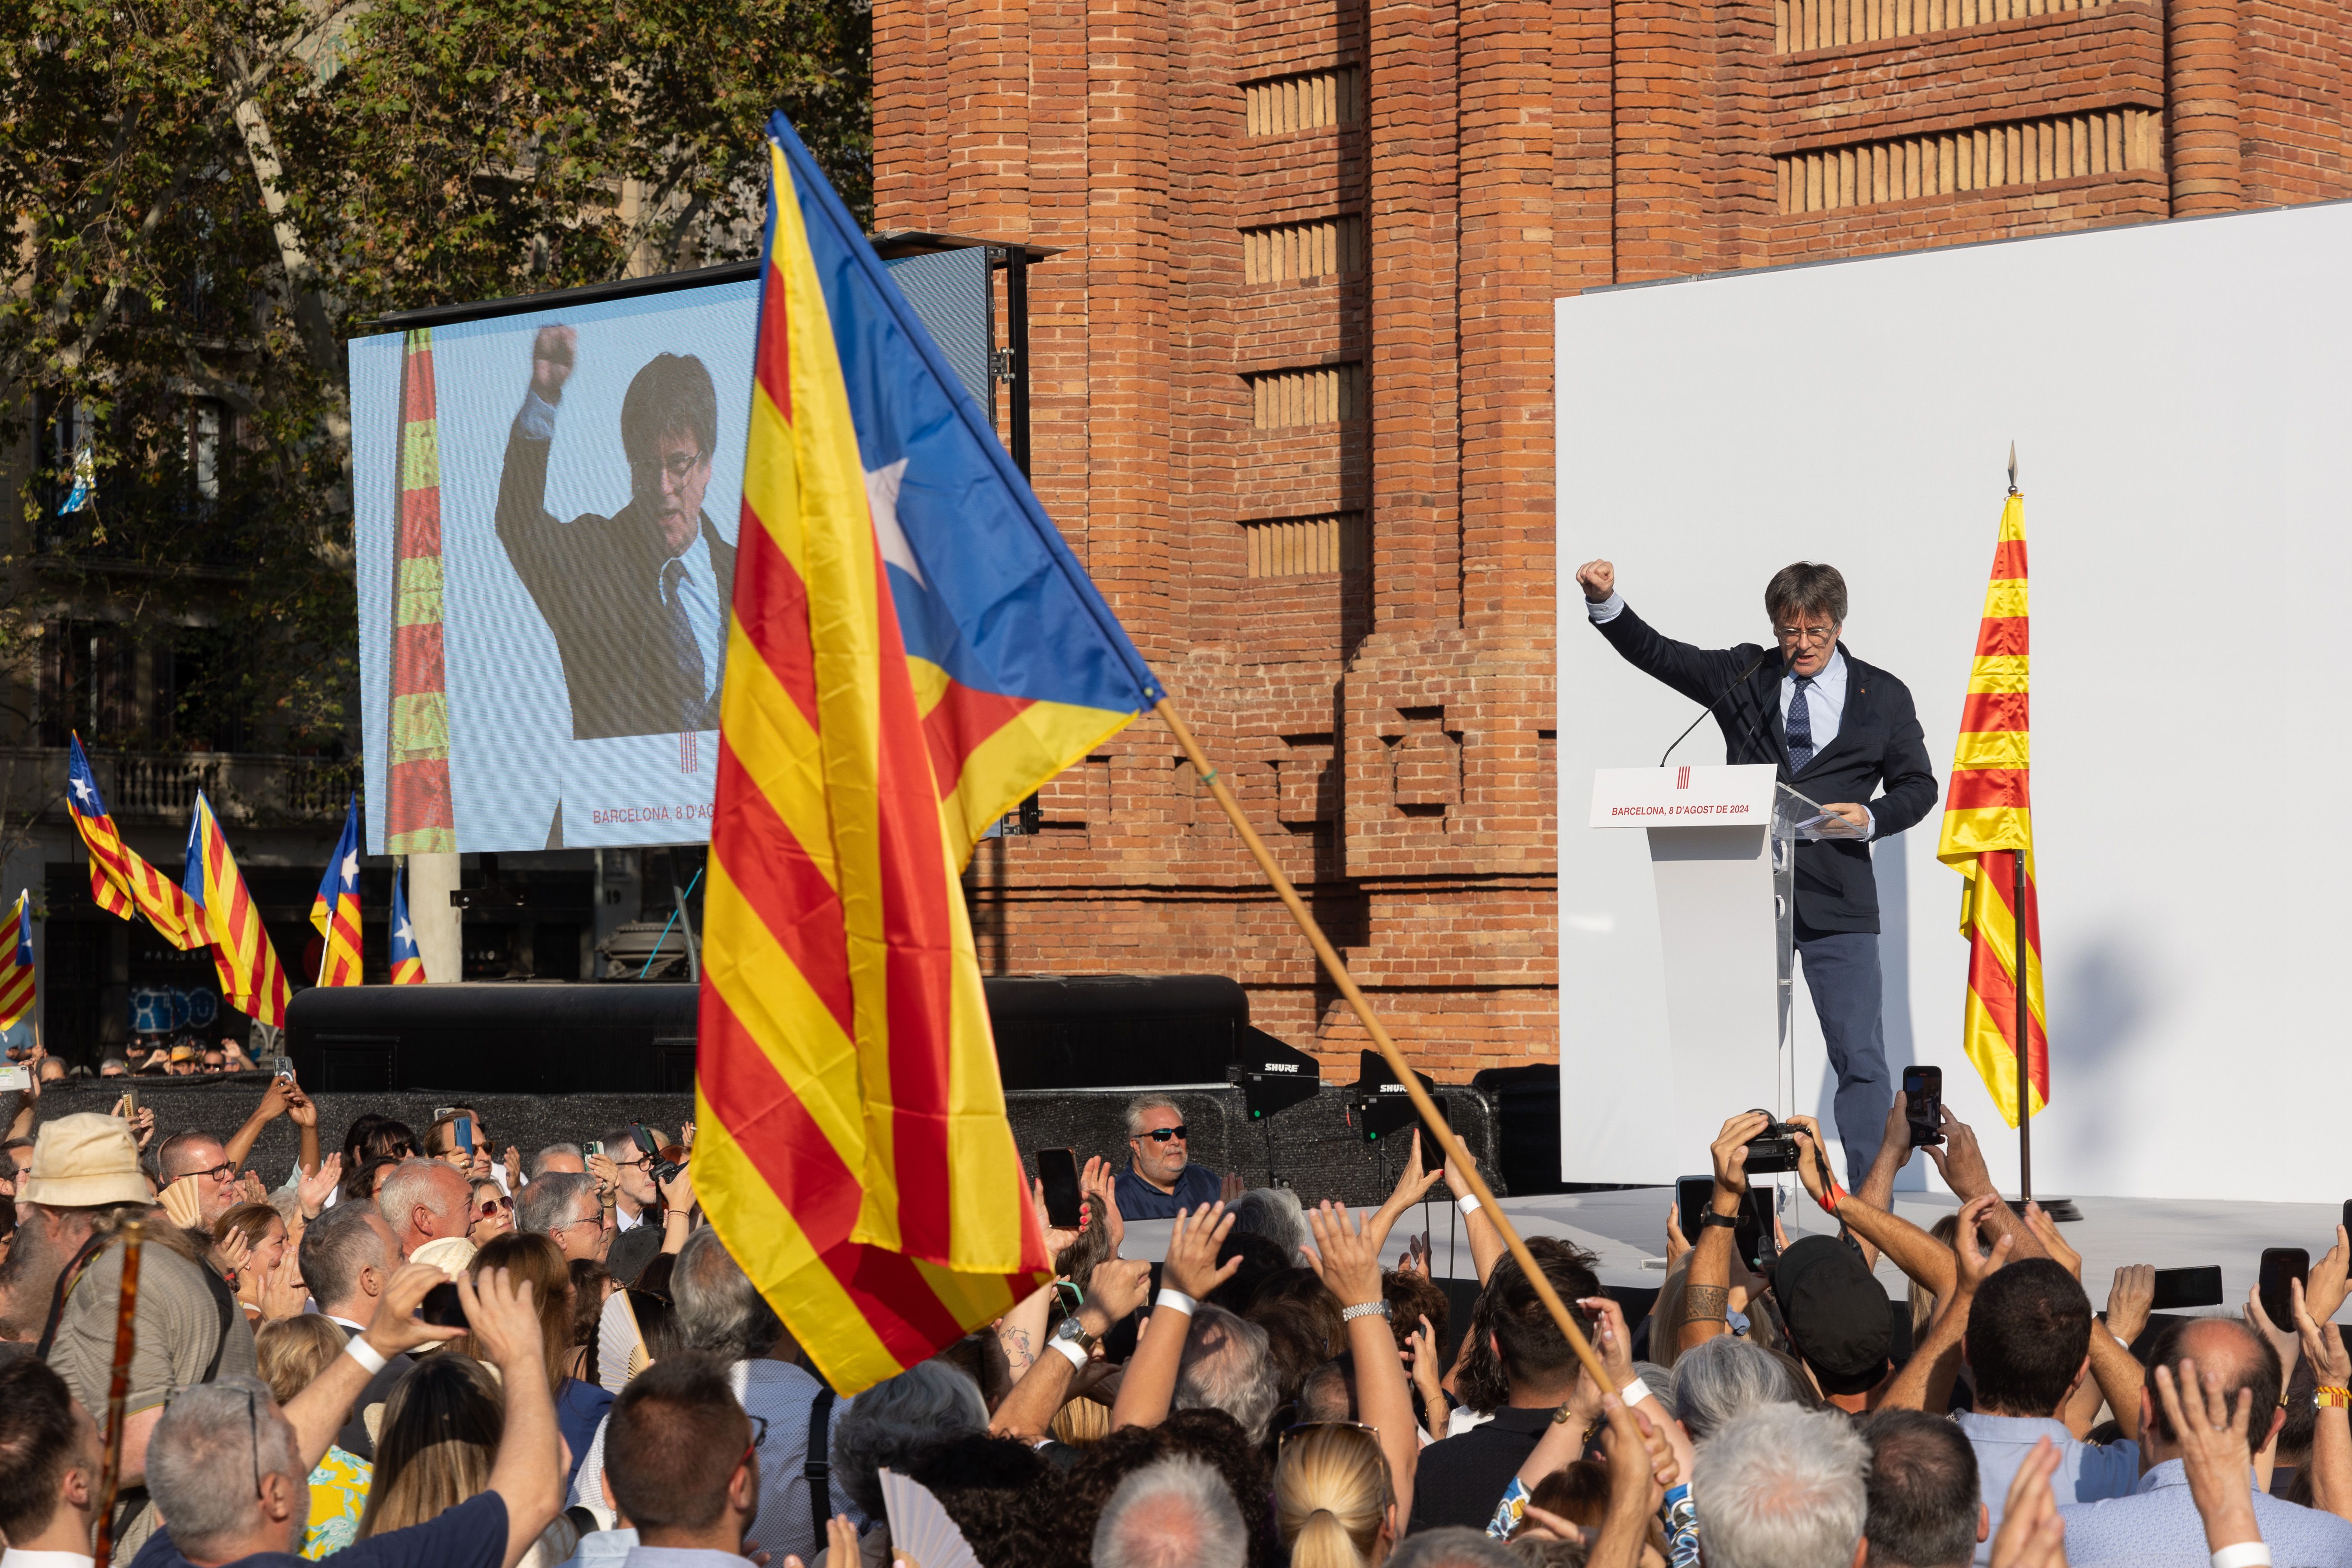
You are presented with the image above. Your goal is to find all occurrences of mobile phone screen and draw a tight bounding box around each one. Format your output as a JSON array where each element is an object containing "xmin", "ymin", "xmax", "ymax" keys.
[
  {"xmin": 1675, "ymin": 1176, "xmax": 1766, "ymax": 1267},
  {"xmin": 1902, "ymin": 1066, "xmax": 1944, "ymax": 1147},
  {"xmin": 1036, "ymin": 1148, "xmax": 1084, "ymax": 1230},
  {"xmin": 2260, "ymin": 1248, "xmax": 2310, "ymax": 1330},
  {"xmin": 2148, "ymin": 1265, "xmax": 2225, "ymax": 1311},
  {"xmin": 1676, "ymin": 1176, "xmax": 1714, "ymax": 1244}
]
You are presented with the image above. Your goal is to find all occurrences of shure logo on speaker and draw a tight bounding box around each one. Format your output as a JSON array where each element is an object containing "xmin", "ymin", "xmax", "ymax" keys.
[{"xmin": 1258, "ymin": 1063, "xmax": 1299, "ymax": 1072}]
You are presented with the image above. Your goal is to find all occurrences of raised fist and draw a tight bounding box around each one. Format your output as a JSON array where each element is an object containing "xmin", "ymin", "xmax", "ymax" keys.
[
  {"xmin": 530, "ymin": 324, "xmax": 578, "ymax": 404},
  {"xmin": 1576, "ymin": 558, "xmax": 1615, "ymax": 603}
]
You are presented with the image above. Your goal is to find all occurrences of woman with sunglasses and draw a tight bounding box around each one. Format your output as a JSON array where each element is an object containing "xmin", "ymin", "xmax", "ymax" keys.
[{"xmin": 469, "ymin": 1179, "xmax": 515, "ymax": 1243}]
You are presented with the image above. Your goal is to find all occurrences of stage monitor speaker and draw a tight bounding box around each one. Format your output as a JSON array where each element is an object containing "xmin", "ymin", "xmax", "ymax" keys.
[
  {"xmin": 1351, "ymin": 1050, "xmax": 1438, "ymax": 1144},
  {"xmin": 1231, "ymin": 1024, "xmax": 1320, "ymax": 1118}
]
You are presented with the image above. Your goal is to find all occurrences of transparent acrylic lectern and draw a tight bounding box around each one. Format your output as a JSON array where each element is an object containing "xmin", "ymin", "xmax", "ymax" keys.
[{"xmin": 1587, "ymin": 763, "xmax": 1862, "ymax": 1155}]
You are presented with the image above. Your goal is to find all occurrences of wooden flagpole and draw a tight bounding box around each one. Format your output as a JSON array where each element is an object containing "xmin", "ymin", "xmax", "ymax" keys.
[
  {"xmin": 92, "ymin": 1216, "xmax": 145, "ymax": 1568},
  {"xmin": 1154, "ymin": 699, "xmax": 1623, "ymax": 1403}
]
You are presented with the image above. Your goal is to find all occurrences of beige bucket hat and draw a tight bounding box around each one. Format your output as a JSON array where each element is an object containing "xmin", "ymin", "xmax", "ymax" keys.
[{"xmin": 17, "ymin": 1112, "xmax": 153, "ymax": 1207}]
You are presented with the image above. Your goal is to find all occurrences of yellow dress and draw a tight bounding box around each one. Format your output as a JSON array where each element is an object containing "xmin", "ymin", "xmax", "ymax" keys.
[{"xmin": 304, "ymin": 1445, "xmax": 373, "ymax": 1559}]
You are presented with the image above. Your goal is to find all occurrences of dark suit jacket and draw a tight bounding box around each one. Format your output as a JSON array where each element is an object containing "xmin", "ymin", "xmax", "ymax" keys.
[
  {"xmin": 327, "ymin": 1318, "xmax": 412, "ymax": 1461},
  {"xmin": 1595, "ymin": 602, "xmax": 1939, "ymax": 934},
  {"xmin": 496, "ymin": 428, "xmax": 736, "ymax": 740}
]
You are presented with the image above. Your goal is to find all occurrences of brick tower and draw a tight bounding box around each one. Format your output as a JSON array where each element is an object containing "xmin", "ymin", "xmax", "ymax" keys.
[{"xmin": 873, "ymin": 0, "xmax": 2352, "ymax": 1078}]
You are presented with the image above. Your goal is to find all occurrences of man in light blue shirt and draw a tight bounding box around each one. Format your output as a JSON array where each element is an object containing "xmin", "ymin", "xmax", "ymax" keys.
[
  {"xmin": 1955, "ymin": 1259, "xmax": 2142, "ymax": 1562},
  {"xmin": 2061, "ymin": 1318, "xmax": 2352, "ymax": 1567}
]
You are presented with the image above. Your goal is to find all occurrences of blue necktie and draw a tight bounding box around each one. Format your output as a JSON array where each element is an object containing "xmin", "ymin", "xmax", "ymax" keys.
[
  {"xmin": 661, "ymin": 558, "xmax": 707, "ymax": 732},
  {"xmin": 1786, "ymin": 674, "xmax": 1815, "ymax": 772}
]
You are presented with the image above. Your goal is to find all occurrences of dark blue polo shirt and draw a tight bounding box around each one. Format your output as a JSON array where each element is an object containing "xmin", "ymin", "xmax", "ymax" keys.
[{"xmin": 1112, "ymin": 1160, "xmax": 1223, "ymax": 1220}]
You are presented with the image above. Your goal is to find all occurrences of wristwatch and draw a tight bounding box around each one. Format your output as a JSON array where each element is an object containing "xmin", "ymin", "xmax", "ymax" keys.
[{"xmin": 1053, "ymin": 1315, "xmax": 1100, "ymax": 1355}]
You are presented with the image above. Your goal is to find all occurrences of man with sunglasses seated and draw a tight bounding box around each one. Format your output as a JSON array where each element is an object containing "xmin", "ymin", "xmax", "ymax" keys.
[{"xmin": 1112, "ymin": 1097, "xmax": 1226, "ymax": 1222}]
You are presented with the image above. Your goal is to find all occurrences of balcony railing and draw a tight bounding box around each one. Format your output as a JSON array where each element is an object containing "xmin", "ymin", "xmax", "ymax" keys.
[{"xmin": 0, "ymin": 747, "xmax": 358, "ymax": 826}]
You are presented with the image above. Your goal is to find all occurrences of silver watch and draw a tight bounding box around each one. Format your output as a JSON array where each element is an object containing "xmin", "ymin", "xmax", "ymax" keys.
[{"xmin": 1342, "ymin": 1299, "xmax": 1393, "ymax": 1323}]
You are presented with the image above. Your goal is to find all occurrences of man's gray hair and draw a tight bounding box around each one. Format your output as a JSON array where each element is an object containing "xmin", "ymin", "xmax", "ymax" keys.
[
  {"xmin": 375, "ymin": 1158, "xmax": 464, "ymax": 1233},
  {"xmin": 1383, "ymin": 1528, "xmax": 1520, "ymax": 1568},
  {"xmin": 672, "ymin": 1225, "xmax": 783, "ymax": 1361},
  {"xmin": 1226, "ymin": 1186, "xmax": 1311, "ymax": 1263},
  {"xmin": 518, "ymin": 1170, "xmax": 597, "ymax": 1235},
  {"xmin": 1671, "ymin": 1332, "xmax": 1803, "ymax": 1440},
  {"xmin": 1174, "ymin": 1303, "xmax": 1277, "ymax": 1445},
  {"xmin": 300, "ymin": 1201, "xmax": 389, "ymax": 1314},
  {"xmin": 147, "ymin": 1375, "xmax": 302, "ymax": 1557},
  {"xmin": 529, "ymin": 1143, "xmax": 583, "ymax": 1178},
  {"xmin": 830, "ymin": 1360, "xmax": 987, "ymax": 1519},
  {"xmin": 1693, "ymin": 1403, "xmax": 1870, "ymax": 1568},
  {"xmin": 1092, "ymin": 1455, "xmax": 1245, "ymax": 1568},
  {"xmin": 1123, "ymin": 1094, "xmax": 1180, "ymax": 1138},
  {"xmin": 99, "ymin": 1056, "xmax": 128, "ymax": 1074}
]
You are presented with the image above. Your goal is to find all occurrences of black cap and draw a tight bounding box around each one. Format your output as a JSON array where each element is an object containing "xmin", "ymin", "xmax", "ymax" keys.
[{"xmin": 1775, "ymin": 1234, "xmax": 1893, "ymax": 1394}]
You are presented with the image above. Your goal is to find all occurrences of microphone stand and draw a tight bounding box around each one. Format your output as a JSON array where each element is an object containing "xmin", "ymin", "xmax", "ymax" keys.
[{"xmin": 1660, "ymin": 651, "xmax": 1774, "ymax": 767}]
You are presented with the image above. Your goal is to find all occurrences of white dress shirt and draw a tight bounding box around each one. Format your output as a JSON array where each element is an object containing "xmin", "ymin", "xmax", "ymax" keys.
[
  {"xmin": 3, "ymin": 1550, "xmax": 97, "ymax": 1568},
  {"xmin": 1587, "ymin": 590, "xmax": 1874, "ymax": 837}
]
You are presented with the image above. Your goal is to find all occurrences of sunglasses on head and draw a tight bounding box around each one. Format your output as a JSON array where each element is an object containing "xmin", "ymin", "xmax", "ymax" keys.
[{"xmin": 1139, "ymin": 1125, "xmax": 1187, "ymax": 1142}]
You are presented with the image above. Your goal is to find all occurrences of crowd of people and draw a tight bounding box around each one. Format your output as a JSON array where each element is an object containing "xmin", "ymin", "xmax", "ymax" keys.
[{"xmin": 0, "ymin": 1075, "xmax": 2344, "ymax": 1568}]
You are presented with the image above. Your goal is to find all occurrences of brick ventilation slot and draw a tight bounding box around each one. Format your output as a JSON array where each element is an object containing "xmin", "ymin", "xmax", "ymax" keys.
[
  {"xmin": 1777, "ymin": 0, "xmax": 2114, "ymax": 52},
  {"xmin": 1242, "ymin": 67, "xmax": 1363, "ymax": 137},
  {"xmin": 1247, "ymin": 364, "xmax": 1366, "ymax": 428},
  {"xmin": 1779, "ymin": 107, "xmax": 2160, "ymax": 214},
  {"xmin": 1243, "ymin": 513, "xmax": 1368, "ymax": 578},
  {"xmin": 1242, "ymin": 215, "xmax": 1367, "ymax": 284}
]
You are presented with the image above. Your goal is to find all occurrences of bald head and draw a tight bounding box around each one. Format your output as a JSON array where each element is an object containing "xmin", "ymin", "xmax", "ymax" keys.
[{"xmin": 2144, "ymin": 1316, "xmax": 2282, "ymax": 1460}]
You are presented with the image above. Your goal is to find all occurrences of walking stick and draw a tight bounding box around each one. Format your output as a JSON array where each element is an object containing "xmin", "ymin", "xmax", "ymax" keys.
[
  {"xmin": 1154, "ymin": 699, "xmax": 1627, "ymax": 1411},
  {"xmin": 92, "ymin": 1216, "xmax": 146, "ymax": 1568}
]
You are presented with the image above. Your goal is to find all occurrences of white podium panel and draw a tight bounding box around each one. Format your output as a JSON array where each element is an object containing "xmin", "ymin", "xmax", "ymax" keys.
[{"xmin": 1589, "ymin": 765, "xmax": 1798, "ymax": 1172}]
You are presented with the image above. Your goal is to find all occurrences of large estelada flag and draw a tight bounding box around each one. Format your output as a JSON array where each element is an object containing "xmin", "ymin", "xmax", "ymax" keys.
[
  {"xmin": 1936, "ymin": 490, "xmax": 2047, "ymax": 1127},
  {"xmin": 184, "ymin": 793, "xmax": 294, "ymax": 1027},
  {"xmin": 65, "ymin": 735, "xmax": 208, "ymax": 951},
  {"xmin": 696, "ymin": 113, "xmax": 1164, "ymax": 1395},
  {"xmin": 311, "ymin": 798, "xmax": 364, "ymax": 986},
  {"xmin": 0, "ymin": 891, "xmax": 34, "ymax": 1031}
]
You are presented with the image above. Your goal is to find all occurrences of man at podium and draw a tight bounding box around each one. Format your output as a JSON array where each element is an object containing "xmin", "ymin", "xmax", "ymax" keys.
[{"xmin": 1575, "ymin": 558, "xmax": 1938, "ymax": 1185}]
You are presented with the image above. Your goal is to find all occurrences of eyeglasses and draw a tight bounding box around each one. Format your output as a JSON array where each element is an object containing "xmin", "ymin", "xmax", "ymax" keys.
[
  {"xmin": 560, "ymin": 1209, "xmax": 609, "ymax": 1233},
  {"xmin": 1773, "ymin": 624, "xmax": 1838, "ymax": 647},
  {"xmin": 631, "ymin": 449, "xmax": 706, "ymax": 488},
  {"xmin": 166, "ymin": 1383, "xmax": 265, "ymax": 1500},
  {"xmin": 1137, "ymin": 1126, "xmax": 1188, "ymax": 1143},
  {"xmin": 187, "ymin": 1160, "xmax": 237, "ymax": 1183}
]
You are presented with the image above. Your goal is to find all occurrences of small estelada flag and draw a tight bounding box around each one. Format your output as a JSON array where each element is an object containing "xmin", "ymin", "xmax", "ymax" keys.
[
  {"xmin": 0, "ymin": 891, "xmax": 35, "ymax": 1031},
  {"xmin": 388, "ymin": 866, "xmax": 426, "ymax": 985},
  {"xmin": 66, "ymin": 735, "xmax": 208, "ymax": 951},
  {"xmin": 183, "ymin": 793, "xmax": 294, "ymax": 1027},
  {"xmin": 1935, "ymin": 489, "xmax": 2047, "ymax": 1127},
  {"xmin": 311, "ymin": 798, "xmax": 365, "ymax": 986}
]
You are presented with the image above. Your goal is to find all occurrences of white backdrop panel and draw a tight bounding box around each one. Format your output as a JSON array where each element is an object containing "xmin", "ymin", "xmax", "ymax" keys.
[{"xmin": 1556, "ymin": 200, "xmax": 2352, "ymax": 1201}]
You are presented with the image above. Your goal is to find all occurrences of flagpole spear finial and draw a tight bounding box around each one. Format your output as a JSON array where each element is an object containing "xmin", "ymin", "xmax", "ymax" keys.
[{"xmin": 2007, "ymin": 441, "xmax": 2019, "ymax": 495}]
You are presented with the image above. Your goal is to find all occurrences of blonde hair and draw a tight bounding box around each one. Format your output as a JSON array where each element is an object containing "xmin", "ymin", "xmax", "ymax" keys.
[
  {"xmin": 255, "ymin": 1314, "xmax": 346, "ymax": 1405},
  {"xmin": 1911, "ymin": 1213, "xmax": 1961, "ymax": 1341},
  {"xmin": 1050, "ymin": 1395, "xmax": 1112, "ymax": 1447},
  {"xmin": 1274, "ymin": 1424, "xmax": 1390, "ymax": 1568}
]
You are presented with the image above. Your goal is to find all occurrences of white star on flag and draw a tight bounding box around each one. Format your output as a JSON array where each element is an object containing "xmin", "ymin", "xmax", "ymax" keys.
[
  {"xmin": 341, "ymin": 849, "xmax": 359, "ymax": 888},
  {"xmin": 70, "ymin": 774, "xmax": 94, "ymax": 806}
]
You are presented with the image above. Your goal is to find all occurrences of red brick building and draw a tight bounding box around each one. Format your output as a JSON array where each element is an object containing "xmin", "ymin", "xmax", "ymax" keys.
[{"xmin": 873, "ymin": 0, "xmax": 2351, "ymax": 1079}]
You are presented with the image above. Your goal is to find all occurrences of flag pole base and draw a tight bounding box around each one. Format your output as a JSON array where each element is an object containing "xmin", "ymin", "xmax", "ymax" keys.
[{"xmin": 2007, "ymin": 1196, "xmax": 2083, "ymax": 1222}]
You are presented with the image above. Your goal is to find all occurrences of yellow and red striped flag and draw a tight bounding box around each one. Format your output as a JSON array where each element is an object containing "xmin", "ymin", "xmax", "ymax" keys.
[
  {"xmin": 1936, "ymin": 489, "xmax": 2047, "ymax": 1127},
  {"xmin": 309, "ymin": 798, "xmax": 364, "ymax": 986},
  {"xmin": 184, "ymin": 793, "xmax": 293, "ymax": 1028},
  {"xmin": 0, "ymin": 891, "xmax": 35, "ymax": 1031},
  {"xmin": 385, "ymin": 328, "xmax": 456, "ymax": 854},
  {"xmin": 697, "ymin": 116, "xmax": 1163, "ymax": 1395},
  {"xmin": 66, "ymin": 735, "xmax": 209, "ymax": 950},
  {"xmin": 388, "ymin": 866, "xmax": 426, "ymax": 985}
]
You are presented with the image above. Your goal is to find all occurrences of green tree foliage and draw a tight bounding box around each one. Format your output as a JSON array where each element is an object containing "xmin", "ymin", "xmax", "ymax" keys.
[{"xmin": 0, "ymin": 0, "xmax": 870, "ymax": 753}]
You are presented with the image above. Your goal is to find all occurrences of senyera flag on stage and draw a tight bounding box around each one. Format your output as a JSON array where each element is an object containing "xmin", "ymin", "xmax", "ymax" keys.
[
  {"xmin": 1936, "ymin": 490, "xmax": 2047, "ymax": 1128},
  {"xmin": 695, "ymin": 112, "xmax": 1164, "ymax": 1395}
]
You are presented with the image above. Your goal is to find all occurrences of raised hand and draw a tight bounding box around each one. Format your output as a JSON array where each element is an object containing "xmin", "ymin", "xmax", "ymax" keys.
[
  {"xmin": 2024, "ymin": 1203, "xmax": 2081, "ymax": 1279},
  {"xmin": 2105, "ymin": 1265, "xmax": 2154, "ymax": 1348},
  {"xmin": 1788, "ymin": 1114, "xmax": 1835, "ymax": 1210},
  {"xmin": 299, "ymin": 1153, "xmax": 343, "ymax": 1220},
  {"xmin": 1954, "ymin": 1193, "xmax": 2015, "ymax": 1295},
  {"xmin": 1078, "ymin": 1155, "xmax": 1125, "ymax": 1257},
  {"xmin": 212, "ymin": 1225, "xmax": 254, "ymax": 1280},
  {"xmin": 658, "ymin": 1161, "xmax": 695, "ymax": 1217},
  {"xmin": 131, "ymin": 1106, "xmax": 156, "ymax": 1150},
  {"xmin": 587, "ymin": 1151, "xmax": 620, "ymax": 1205},
  {"xmin": 1305, "ymin": 1200, "xmax": 1384, "ymax": 1311},
  {"xmin": 1924, "ymin": 1108, "xmax": 1995, "ymax": 1200},
  {"xmin": 2153, "ymin": 1358, "xmax": 2263, "ymax": 1557},
  {"xmin": 503, "ymin": 1145, "xmax": 522, "ymax": 1188},
  {"xmin": 254, "ymin": 1249, "xmax": 309, "ymax": 1322},
  {"xmin": 282, "ymin": 1083, "xmax": 318, "ymax": 1129},
  {"xmin": 459, "ymin": 1264, "xmax": 546, "ymax": 1375},
  {"xmin": 530, "ymin": 324, "xmax": 578, "ymax": 403},
  {"xmin": 1161, "ymin": 1202, "xmax": 1240, "ymax": 1299},
  {"xmin": 2310, "ymin": 1225, "xmax": 2352, "ymax": 1325},
  {"xmin": 2245, "ymin": 1285, "xmax": 2302, "ymax": 1381},
  {"xmin": 1219, "ymin": 1171, "xmax": 1246, "ymax": 1204},
  {"xmin": 1664, "ymin": 1202, "xmax": 1690, "ymax": 1266},
  {"xmin": 362, "ymin": 1261, "xmax": 470, "ymax": 1360},
  {"xmin": 1366, "ymin": 1130, "xmax": 1446, "ymax": 1253},
  {"xmin": 2291, "ymin": 1277, "xmax": 2352, "ymax": 1387},
  {"xmin": 1576, "ymin": 559, "xmax": 1616, "ymax": 603},
  {"xmin": 1406, "ymin": 1314, "xmax": 1444, "ymax": 1421},
  {"xmin": 1083, "ymin": 1257, "xmax": 1152, "ymax": 1328},
  {"xmin": 249, "ymin": 1075, "xmax": 292, "ymax": 1125},
  {"xmin": 1710, "ymin": 1111, "xmax": 1770, "ymax": 1204},
  {"xmin": 1032, "ymin": 1176, "xmax": 1082, "ymax": 1259}
]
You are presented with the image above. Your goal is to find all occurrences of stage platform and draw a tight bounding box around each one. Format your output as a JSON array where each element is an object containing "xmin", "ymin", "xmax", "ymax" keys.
[{"xmin": 1127, "ymin": 1186, "xmax": 2352, "ymax": 1322}]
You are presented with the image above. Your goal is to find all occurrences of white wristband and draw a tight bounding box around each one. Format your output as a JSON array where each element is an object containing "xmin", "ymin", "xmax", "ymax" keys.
[
  {"xmin": 1457, "ymin": 1194, "xmax": 1482, "ymax": 1216},
  {"xmin": 1155, "ymin": 1289, "xmax": 1197, "ymax": 1319},
  {"xmin": 2211, "ymin": 1544, "xmax": 2271, "ymax": 1568},
  {"xmin": 1620, "ymin": 1378, "xmax": 1653, "ymax": 1407},
  {"xmin": 1049, "ymin": 1336, "xmax": 1089, "ymax": 1370},
  {"xmin": 344, "ymin": 1337, "xmax": 389, "ymax": 1376}
]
